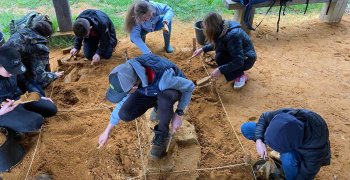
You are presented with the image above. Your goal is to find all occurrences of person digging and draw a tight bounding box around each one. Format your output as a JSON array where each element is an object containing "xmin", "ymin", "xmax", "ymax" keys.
[{"xmin": 98, "ymin": 53, "xmax": 195, "ymax": 159}]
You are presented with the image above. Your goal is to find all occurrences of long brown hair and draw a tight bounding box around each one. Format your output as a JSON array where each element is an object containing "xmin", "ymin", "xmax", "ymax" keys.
[
  {"xmin": 202, "ymin": 12, "xmax": 224, "ymax": 45},
  {"xmin": 125, "ymin": 0, "xmax": 154, "ymax": 33}
]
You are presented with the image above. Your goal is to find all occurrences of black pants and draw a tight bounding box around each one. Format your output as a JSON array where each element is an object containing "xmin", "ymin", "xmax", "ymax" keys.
[
  {"xmin": 0, "ymin": 99, "xmax": 57, "ymax": 132},
  {"xmin": 221, "ymin": 56, "xmax": 256, "ymax": 81},
  {"xmin": 118, "ymin": 90, "xmax": 181, "ymax": 132}
]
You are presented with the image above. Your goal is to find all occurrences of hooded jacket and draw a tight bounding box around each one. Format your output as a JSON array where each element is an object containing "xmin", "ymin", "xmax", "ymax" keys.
[
  {"xmin": 74, "ymin": 9, "xmax": 117, "ymax": 55},
  {"xmin": 5, "ymin": 28, "xmax": 56, "ymax": 88},
  {"xmin": 202, "ymin": 20, "xmax": 256, "ymax": 81},
  {"xmin": 255, "ymin": 108, "xmax": 331, "ymax": 179}
]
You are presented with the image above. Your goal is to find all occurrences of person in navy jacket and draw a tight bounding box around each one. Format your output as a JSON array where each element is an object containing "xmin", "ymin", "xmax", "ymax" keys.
[
  {"xmin": 192, "ymin": 12, "xmax": 256, "ymax": 89},
  {"xmin": 241, "ymin": 108, "xmax": 331, "ymax": 179}
]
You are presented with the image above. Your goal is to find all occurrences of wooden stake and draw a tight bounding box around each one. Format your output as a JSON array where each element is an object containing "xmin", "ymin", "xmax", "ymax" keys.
[
  {"xmin": 195, "ymin": 76, "xmax": 212, "ymax": 86},
  {"xmin": 192, "ymin": 38, "xmax": 197, "ymax": 52}
]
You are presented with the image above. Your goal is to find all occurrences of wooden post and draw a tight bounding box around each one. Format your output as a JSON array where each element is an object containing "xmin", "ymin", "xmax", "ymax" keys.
[
  {"xmin": 233, "ymin": 8, "xmax": 255, "ymax": 34},
  {"xmin": 52, "ymin": 0, "xmax": 73, "ymax": 32},
  {"xmin": 320, "ymin": 0, "xmax": 347, "ymax": 23}
]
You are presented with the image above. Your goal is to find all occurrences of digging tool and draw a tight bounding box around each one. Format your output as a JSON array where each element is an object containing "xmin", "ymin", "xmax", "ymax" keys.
[
  {"xmin": 165, "ymin": 133, "xmax": 173, "ymax": 153},
  {"xmin": 194, "ymin": 76, "xmax": 212, "ymax": 86},
  {"xmin": 1, "ymin": 92, "xmax": 41, "ymax": 107},
  {"xmin": 123, "ymin": 49, "xmax": 128, "ymax": 62},
  {"xmin": 163, "ymin": 23, "xmax": 169, "ymax": 34}
]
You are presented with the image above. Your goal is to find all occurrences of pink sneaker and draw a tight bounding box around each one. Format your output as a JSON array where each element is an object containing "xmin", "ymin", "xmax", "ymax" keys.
[{"xmin": 233, "ymin": 74, "xmax": 248, "ymax": 89}]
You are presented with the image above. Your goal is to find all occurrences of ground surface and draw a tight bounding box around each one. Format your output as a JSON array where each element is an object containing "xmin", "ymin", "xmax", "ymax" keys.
[{"xmin": 1, "ymin": 14, "xmax": 350, "ymax": 180}]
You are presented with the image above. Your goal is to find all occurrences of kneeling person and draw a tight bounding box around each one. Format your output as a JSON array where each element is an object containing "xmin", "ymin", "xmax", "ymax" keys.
[
  {"xmin": 241, "ymin": 108, "xmax": 331, "ymax": 179},
  {"xmin": 98, "ymin": 54, "xmax": 195, "ymax": 159},
  {"xmin": 71, "ymin": 9, "xmax": 118, "ymax": 65},
  {"xmin": 0, "ymin": 46, "xmax": 57, "ymax": 134}
]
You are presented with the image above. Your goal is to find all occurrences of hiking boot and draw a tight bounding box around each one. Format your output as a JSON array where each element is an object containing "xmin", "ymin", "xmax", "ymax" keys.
[
  {"xmin": 233, "ymin": 74, "xmax": 248, "ymax": 89},
  {"xmin": 150, "ymin": 125, "xmax": 170, "ymax": 159},
  {"xmin": 150, "ymin": 108, "xmax": 159, "ymax": 122}
]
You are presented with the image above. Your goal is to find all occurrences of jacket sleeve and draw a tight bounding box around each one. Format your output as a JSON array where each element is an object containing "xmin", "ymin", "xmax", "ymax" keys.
[
  {"xmin": 130, "ymin": 24, "xmax": 151, "ymax": 54},
  {"xmin": 152, "ymin": 2, "xmax": 174, "ymax": 23},
  {"xmin": 158, "ymin": 68, "xmax": 195, "ymax": 111},
  {"xmin": 255, "ymin": 108, "xmax": 294, "ymax": 141},
  {"xmin": 31, "ymin": 50, "xmax": 57, "ymax": 87},
  {"xmin": 109, "ymin": 95, "xmax": 129, "ymax": 125},
  {"xmin": 74, "ymin": 36, "xmax": 83, "ymax": 50},
  {"xmin": 202, "ymin": 44, "xmax": 215, "ymax": 53},
  {"xmin": 218, "ymin": 34, "xmax": 245, "ymax": 74},
  {"xmin": 297, "ymin": 160, "xmax": 321, "ymax": 180}
]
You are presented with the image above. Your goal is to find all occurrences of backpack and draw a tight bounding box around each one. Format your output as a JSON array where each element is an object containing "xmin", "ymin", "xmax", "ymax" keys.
[{"xmin": 9, "ymin": 11, "xmax": 52, "ymax": 35}]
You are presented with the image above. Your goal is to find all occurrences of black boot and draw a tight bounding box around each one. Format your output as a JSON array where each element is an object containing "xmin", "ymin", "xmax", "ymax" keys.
[{"xmin": 150, "ymin": 125, "xmax": 170, "ymax": 159}]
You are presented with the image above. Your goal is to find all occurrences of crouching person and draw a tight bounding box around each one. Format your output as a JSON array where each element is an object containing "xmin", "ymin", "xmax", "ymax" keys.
[
  {"xmin": 240, "ymin": 108, "xmax": 331, "ymax": 180},
  {"xmin": 98, "ymin": 54, "xmax": 195, "ymax": 159},
  {"xmin": 71, "ymin": 9, "xmax": 118, "ymax": 65},
  {"xmin": 5, "ymin": 20, "xmax": 63, "ymax": 96},
  {"xmin": 0, "ymin": 46, "xmax": 57, "ymax": 133}
]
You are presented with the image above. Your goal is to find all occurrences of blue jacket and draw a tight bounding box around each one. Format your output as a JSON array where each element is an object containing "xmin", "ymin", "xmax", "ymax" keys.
[
  {"xmin": 74, "ymin": 9, "xmax": 117, "ymax": 55},
  {"xmin": 109, "ymin": 54, "xmax": 194, "ymax": 125},
  {"xmin": 130, "ymin": 1, "xmax": 174, "ymax": 54},
  {"xmin": 202, "ymin": 20, "xmax": 256, "ymax": 81},
  {"xmin": 255, "ymin": 108, "xmax": 331, "ymax": 179}
]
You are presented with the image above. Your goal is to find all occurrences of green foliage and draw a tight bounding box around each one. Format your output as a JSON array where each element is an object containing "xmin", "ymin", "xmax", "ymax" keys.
[{"xmin": 0, "ymin": 0, "xmax": 324, "ymax": 47}]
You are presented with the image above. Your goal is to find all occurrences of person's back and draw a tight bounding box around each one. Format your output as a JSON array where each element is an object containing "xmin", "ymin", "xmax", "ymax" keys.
[{"xmin": 71, "ymin": 9, "xmax": 117, "ymax": 65}]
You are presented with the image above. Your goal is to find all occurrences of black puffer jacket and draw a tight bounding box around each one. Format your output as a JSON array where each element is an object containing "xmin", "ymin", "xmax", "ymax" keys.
[
  {"xmin": 202, "ymin": 20, "xmax": 256, "ymax": 81},
  {"xmin": 74, "ymin": 9, "xmax": 117, "ymax": 55},
  {"xmin": 0, "ymin": 75, "xmax": 28, "ymax": 103},
  {"xmin": 255, "ymin": 108, "xmax": 331, "ymax": 179}
]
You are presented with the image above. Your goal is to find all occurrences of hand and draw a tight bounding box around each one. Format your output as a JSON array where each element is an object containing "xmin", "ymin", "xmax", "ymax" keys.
[
  {"xmin": 256, "ymin": 139, "xmax": 268, "ymax": 159},
  {"xmin": 210, "ymin": 68, "xmax": 221, "ymax": 79},
  {"xmin": 55, "ymin": 71, "xmax": 64, "ymax": 78},
  {"xmin": 191, "ymin": 48, "xmax": 203, "ymax": 58},
  {"xmin": 98, "ymin": 130, "xmax": 110, "ymax": 149},
  {"xmin": 70, "ymin": 48, "xmax": 79, "ymax": 56},
  {"xmin": 91, "ymin": 54, "xmax": 101, "ymax": 65},
  {"xmin": 0, "ymin": 100, "xmax": 17, "ymax": 116},
  {"xmin": 41, "ymin": 97, "xmax": 53, "ymax": 103},
  {"xmin": 162, "ymin": 21, "xmax": 169, "ymax": 34},
  {"xmin": 171, "ymin": 113, "xmax": 183, "ymax": 133}
]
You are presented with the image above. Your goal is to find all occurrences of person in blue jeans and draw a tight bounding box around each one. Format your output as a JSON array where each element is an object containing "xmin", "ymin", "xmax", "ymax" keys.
[
  {"xmin": 0, "ymin": 46, "xmax": 57, "ymax": 133},
  {"xmin": 70, "ymin": 9, "xmax": 117, "ymax": 65},
  {"xmin": 125, "ymin": 0, "xmax": 174, "ymax": 54},
  {"xmin": 241, "ymin": 108, "xmax": 331, "ymax": 180},
  {"xmin": 97, "ymin": 54, "xmax": 195, "ymax": 159}
]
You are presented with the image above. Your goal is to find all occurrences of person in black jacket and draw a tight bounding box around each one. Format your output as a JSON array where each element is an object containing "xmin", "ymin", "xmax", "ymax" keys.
[
  {"xmin": 70, "ymin": 9, "xmax": 118, "ymax": 65},
  {"xmin": 0, "ymin": 46, "xmax": 57, "ymax": 133},
  {"xmin": 240, "ymin": 108, "xmax": 331, "ymax": 180},
  {"xmin": 192, "ymin": 12, "xmax": 256, "ymax": 89}
]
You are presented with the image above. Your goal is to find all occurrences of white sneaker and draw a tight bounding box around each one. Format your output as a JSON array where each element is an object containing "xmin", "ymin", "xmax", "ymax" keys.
[
  {"xmin": 233, "ymin": 74, "xmax": 248, "ymax": 89},
  {"xmin": 150, "ymin": 108, "xmax": 159, "ymax": 121}
]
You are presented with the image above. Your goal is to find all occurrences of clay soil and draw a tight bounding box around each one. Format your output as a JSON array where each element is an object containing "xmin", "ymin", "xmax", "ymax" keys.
[{"xmin": 1, "ymin": 14, "xmax": 350, "ymax": 180}]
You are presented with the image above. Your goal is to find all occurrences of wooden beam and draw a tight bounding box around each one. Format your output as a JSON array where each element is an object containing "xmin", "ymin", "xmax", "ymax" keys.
[
  {"xmin": 223, "ymin": 0, "xmax": 337, "ymax": 9},
  {"xmin": 52, "ymin": 0, "xmax": 73, "ymax": 32},
  {"xmin": 320, "ymin": 0, "xmax": 347, "ymax": 23}
]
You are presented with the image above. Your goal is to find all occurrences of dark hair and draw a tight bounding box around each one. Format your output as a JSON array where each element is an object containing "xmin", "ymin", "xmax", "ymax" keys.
[
  {"xmin": 125, "ymin": 0, "xmax": 154, "ymax": 32},
  {"xmin": 73, "ymin": 18, "xmax": 90, "ymax": 37},
  {"xmin": 32, "ymin": 20, "xmax": 53, "ymax": 37},
  {"xmin": 202, "ymin": 12, "xmax": 224, "ymax": 45}
]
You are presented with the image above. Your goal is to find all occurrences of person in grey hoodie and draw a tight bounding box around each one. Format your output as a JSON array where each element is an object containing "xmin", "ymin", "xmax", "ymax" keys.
[
  {"xmin": 125, "ymin": 0, "xmax": 174, "ymax": 54},
  {"xmin": 98, "ymin": 54, "xmax": 194, "ymax": 159}
]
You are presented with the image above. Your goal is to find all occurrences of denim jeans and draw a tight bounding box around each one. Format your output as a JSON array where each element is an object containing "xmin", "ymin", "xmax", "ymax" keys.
[
  {"xmin": 241, "ymin": 122, "xmax": 299, "ymax": 180},
  {"xmin": 83, "ymin": 37, "xmax": 115, "ymax": 60}
]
